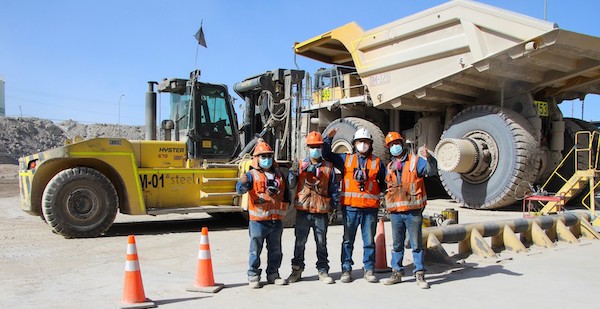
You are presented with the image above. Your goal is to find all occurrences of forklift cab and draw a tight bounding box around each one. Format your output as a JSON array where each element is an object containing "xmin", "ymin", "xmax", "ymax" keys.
[{"xmin": 159, "ymin": 73, "xmax": 240, "ymax": 161}]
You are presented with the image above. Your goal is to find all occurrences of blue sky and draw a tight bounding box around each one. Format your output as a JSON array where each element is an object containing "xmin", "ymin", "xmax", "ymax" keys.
[{"xmin": 1, "ymin": 0, "xmax": 598, "ymax": 125}]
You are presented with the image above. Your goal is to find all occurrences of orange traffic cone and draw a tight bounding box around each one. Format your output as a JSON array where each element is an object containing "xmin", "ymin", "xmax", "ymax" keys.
[
  {"xmin": 186, "ymin": 227, "xmax": 224, "ymax": 293},
  {"xmin": 375, "ymin": 219, "xmax": 391, "ymax": 273},
  {"xmin": 121, "ymin": 235, "xmax": 155, "ymax": 308}
]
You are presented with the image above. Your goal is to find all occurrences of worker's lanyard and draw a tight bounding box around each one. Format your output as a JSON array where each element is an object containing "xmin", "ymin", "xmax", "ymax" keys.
[{"xmin": 394, "ymin": 159, "xmax": 403, "ymax": 186}]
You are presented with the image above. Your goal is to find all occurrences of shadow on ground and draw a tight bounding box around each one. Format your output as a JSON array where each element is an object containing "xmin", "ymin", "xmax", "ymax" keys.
[{"xmin": 104, "ymin": 215, "xmax": 249, "ymax": 237}]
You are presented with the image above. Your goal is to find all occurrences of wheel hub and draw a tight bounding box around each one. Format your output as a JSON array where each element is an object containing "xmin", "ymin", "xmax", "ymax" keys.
[
  {"xmin": 461, "ymin": 131, "xmax": 499, "ymax": 184},
  {"xmin": 435, "ymin": 130, "xmax": 499, "ymax": 184},
  {"xmin": 67, "ymin": 189, "xmax": 99, "ymax": 220}
]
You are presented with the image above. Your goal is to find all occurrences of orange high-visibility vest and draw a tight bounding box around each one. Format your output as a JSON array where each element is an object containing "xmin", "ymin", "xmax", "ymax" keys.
[
  {"xmin": 384, "ymin": 154, "xmax": 427, "ymax": 212},
  {"xmin": 247, "ymin": 168, "xmax": 288, "ymax": 221},
  {"xmin": 295, "ymin": 160, "xmax": 334, "ymax": 214},
  {"xmin": 340, "ymin": 153, "xmax": 381, "ymax": 208}
]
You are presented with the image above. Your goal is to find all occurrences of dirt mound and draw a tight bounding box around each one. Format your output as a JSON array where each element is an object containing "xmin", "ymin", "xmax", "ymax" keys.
[{"xmin": 0, "ymin": 117, "xmax": 145, "ymax": 164}]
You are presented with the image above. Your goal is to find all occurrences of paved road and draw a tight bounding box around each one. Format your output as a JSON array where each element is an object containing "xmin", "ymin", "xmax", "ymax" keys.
[{"xmin": 1, "ymin": 193, "xmax": 599, "ymax": 309}]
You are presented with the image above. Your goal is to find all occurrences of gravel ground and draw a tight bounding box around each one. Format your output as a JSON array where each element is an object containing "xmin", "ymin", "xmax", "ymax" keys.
[{"xmin": 1, "ymin": 171, "xmax": 599, "ymax": 309}]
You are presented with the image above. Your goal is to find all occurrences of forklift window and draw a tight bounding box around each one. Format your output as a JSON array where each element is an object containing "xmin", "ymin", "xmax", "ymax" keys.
[
  {"xmin": 169, "ymin": 94, "xmax": 190, "ymax": 130},
  {"xmin": 196, "ymin": 86, "xmax": 236, "ymax": 156}
]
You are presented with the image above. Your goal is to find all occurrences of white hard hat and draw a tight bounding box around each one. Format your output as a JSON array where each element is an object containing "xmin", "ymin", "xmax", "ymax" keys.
[{"xmin": 353, "ymin": 128, "xmax": 372, "ymax": 141}]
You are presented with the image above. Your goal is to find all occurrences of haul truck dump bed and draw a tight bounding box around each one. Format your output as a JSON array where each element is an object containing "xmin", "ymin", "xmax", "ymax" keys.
[
  {"xmin": 294, "ymin": 0, "xmax": 600, "ymax": 110},
  {"xmin": 293, "ymin": 0, "xmax": 600, "ymax": 210}
]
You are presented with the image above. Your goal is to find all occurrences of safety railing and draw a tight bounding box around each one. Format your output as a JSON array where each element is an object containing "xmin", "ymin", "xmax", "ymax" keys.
[
  {"xmin": 541, "ymin": 130, "xmax": 598, "ymax": 192},
  {"xmin": 574, "ymin": 131, "xmax": 599, "ymax": 171},
  {"xmin": 305, "ymin": 71, "xmax": 368, "ymax": 106},
  {"xmin": 579, "ymin": 131, "xmax": 599, "ymax": 212},
  {"xmin": 536, "ymin": 131, "xmax": 598, "ymax": 216}
]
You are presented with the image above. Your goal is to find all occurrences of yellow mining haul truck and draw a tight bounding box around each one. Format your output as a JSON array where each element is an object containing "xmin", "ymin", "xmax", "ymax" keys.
[{"xmin": 292, "ymin": 0, "xmax": 600, "ymax": 210}]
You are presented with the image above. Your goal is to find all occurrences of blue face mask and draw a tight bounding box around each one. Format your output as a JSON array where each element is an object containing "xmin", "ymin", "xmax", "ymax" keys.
[
  {"xmin": 259, "ymin": 157, "xmax": 273, "ymax": 169},
  {"xmin": 309, "ymin": 148, "xmax": 322, "ymax": 159},
  {"xmin": 390, "ymin": 144, "xmax": 403, "ymax": 156}
]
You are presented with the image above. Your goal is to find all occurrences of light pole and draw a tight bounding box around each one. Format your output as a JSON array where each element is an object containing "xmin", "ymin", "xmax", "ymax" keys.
[
  {"xmin": 118, "ymin": 94, "xmax": 125, "ymax": 137},
  {"xmin": 118, "ymin": 94, "xmax": 125, "ymax": 126}
]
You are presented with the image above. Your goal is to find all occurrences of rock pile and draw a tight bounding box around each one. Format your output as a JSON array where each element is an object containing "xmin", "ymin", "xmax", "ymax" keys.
[{"xmin": 0, "ymin": 117, "xmax": 145, "ymax": 164}]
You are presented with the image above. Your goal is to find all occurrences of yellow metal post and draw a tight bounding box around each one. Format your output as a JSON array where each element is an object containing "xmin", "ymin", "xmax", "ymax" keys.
[
  {"xmin": 579, "ymin": 218, "xmax": 600, "ymax": 239},
  {"xmin": 590, "ymin": 176, "xmax": 599, "ymax": 226},
  {"xmin": 556, "ymin": 220, "xmax": 579, "ymax": 244},
  {"xmin": 470, "ymin": 228, "xmax": 497, "ymax": 258},
  {"xmin": 531, "ymin": 222, "xmax": 555, "ymax": 248},
  {"xmin": 502, "ymin": 225, "xmax": 528, "ymax": 253},
  {"xmin": 425, "ymin": 234, "xmax": 454, "ymax": 264}
]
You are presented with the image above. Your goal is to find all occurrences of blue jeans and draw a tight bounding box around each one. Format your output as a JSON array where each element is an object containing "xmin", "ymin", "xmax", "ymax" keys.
[
  {"xmin": 341, "ymin": 206, "xmax": 378, "ymax": 272},
  {"xmin": 390, "ymin": 209, "xmax": 425, "ymax": 273},
  {"xmin": 248, "ymin": 220, "xmax": 283, "ymax": 280},
  {"xmin": 291, "ymin": 210, "xmax": 330, "ymax": 273}
]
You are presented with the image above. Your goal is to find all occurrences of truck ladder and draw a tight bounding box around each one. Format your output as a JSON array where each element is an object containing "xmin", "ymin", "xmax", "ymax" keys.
[{"xmin": 540, "ymin": 131, "xmax": 599, "ymax": 217}]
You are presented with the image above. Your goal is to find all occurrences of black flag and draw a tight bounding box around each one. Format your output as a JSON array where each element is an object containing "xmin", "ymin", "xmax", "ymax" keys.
[{"xmin": 194, "ymin": 23, "xmax": 207, "ymax": 48}]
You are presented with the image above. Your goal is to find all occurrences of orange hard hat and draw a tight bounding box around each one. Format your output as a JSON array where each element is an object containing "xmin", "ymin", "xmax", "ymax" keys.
[
  {"xmin": 385, "ymin": 131, "xmax": 404, "ymax": 148},
  {"xmin": 306, "ymin": 131, "xmax": 324, "ymax": 146},
  {"xmin": 253, "ymin": 141, "xmax": 274, "ymax": 156}
]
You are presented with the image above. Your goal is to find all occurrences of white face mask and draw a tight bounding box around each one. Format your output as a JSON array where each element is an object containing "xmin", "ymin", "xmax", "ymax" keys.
[{"xmin": 356, "ymin": 142, "xmax": 369, "ymax": 154}]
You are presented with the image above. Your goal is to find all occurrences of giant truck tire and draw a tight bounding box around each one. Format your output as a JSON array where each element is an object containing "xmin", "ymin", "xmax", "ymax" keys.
[
  {"xmin": 42, "ymin": 167, "xmax": 118, "ymax": 238},
  {"xmin": 438, "ymin": 106, "xmax": 540, "ymax": 209},
  {"xmin": 323, "ymin": 117, "xmax": 389, "ymax": 163}
]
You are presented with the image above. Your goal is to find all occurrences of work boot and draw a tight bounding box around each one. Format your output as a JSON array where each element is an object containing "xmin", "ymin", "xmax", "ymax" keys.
[
  {"xmin": 248, "ymin": 276, "xmax": 261, "ymax": 289},
  {"xmin": 287, "ymin": 266, "xmax": 303, "ymax": 283},
  {"xmin": 415, "ymin": 271, "xmax": 430, "ymax": 289},
  {"xmin": 318, "ymin": 271, "xmax": 334, "ymax": 284},
  {"xmin": 340, "ymin": 271, "xmax": 353, "ymax": 283},
  {"xmin": 364, "ymin": 269, "xmax": 379, "ymax": 283},
  {"xmin": 383, "ymin": 270, "xmax": 403, "ymax": 285},
  {"xmin": 267, "ymin": 273, "xmax": 288, "ymax": 285}
]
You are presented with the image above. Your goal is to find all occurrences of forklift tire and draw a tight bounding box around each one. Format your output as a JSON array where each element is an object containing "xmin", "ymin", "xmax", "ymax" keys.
[{"xmin": 42, "ymin": 167, "xmax": 118, "ymax": 238}]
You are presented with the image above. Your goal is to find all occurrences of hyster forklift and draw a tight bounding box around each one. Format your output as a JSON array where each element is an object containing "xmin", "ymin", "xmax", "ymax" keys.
[{"xmin": 18, "ymin": 69, "xmax": 304, "ymax": 238}]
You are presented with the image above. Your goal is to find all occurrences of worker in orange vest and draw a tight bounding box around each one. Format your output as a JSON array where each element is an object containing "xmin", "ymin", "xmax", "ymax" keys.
[
  {"xmin": 382, "ymin": 131, "xmax": 436, "ymax": 289},
  {"xmin": 323, "ymin": 127, "xmax": 386, "ymax": 283},
  {"xmin": 287, "ymin": 131, "xmax": 339, "ymax": 284},
  {"xmin": 236, "ymin": 140, "xmax": 290, "ymax": 288}
]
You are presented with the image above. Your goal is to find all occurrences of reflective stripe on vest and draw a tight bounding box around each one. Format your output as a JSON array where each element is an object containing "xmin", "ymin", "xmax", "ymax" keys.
[
  {"xmin": 341, "ymin": 153, "xmax": 381, "ymax": 208},
  {"xmin": 340, "ymin": 192, "xmax": 380, "ymax": 200},
  {"xmin": 385, "ymin": 195, "xmax": 428, "ymax": 209},
  {"xmin": 248, "ymin": 208, "xmax": 287, "ymax": 219}
]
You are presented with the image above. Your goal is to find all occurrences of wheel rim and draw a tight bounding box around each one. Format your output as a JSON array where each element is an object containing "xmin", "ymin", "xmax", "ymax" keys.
[
  {"xmin": 66, "ymin": 188, "xmax": 100, "ymax": 221},
  {"xmin": 332, "ymin": 139, "xmax": 352, "ymax": 154}
]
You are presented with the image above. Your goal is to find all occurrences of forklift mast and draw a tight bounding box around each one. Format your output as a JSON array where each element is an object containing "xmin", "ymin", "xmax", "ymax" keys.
[{"xmin": 234, "ymin": 69, "xmax": 305, "ymax": 161}]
